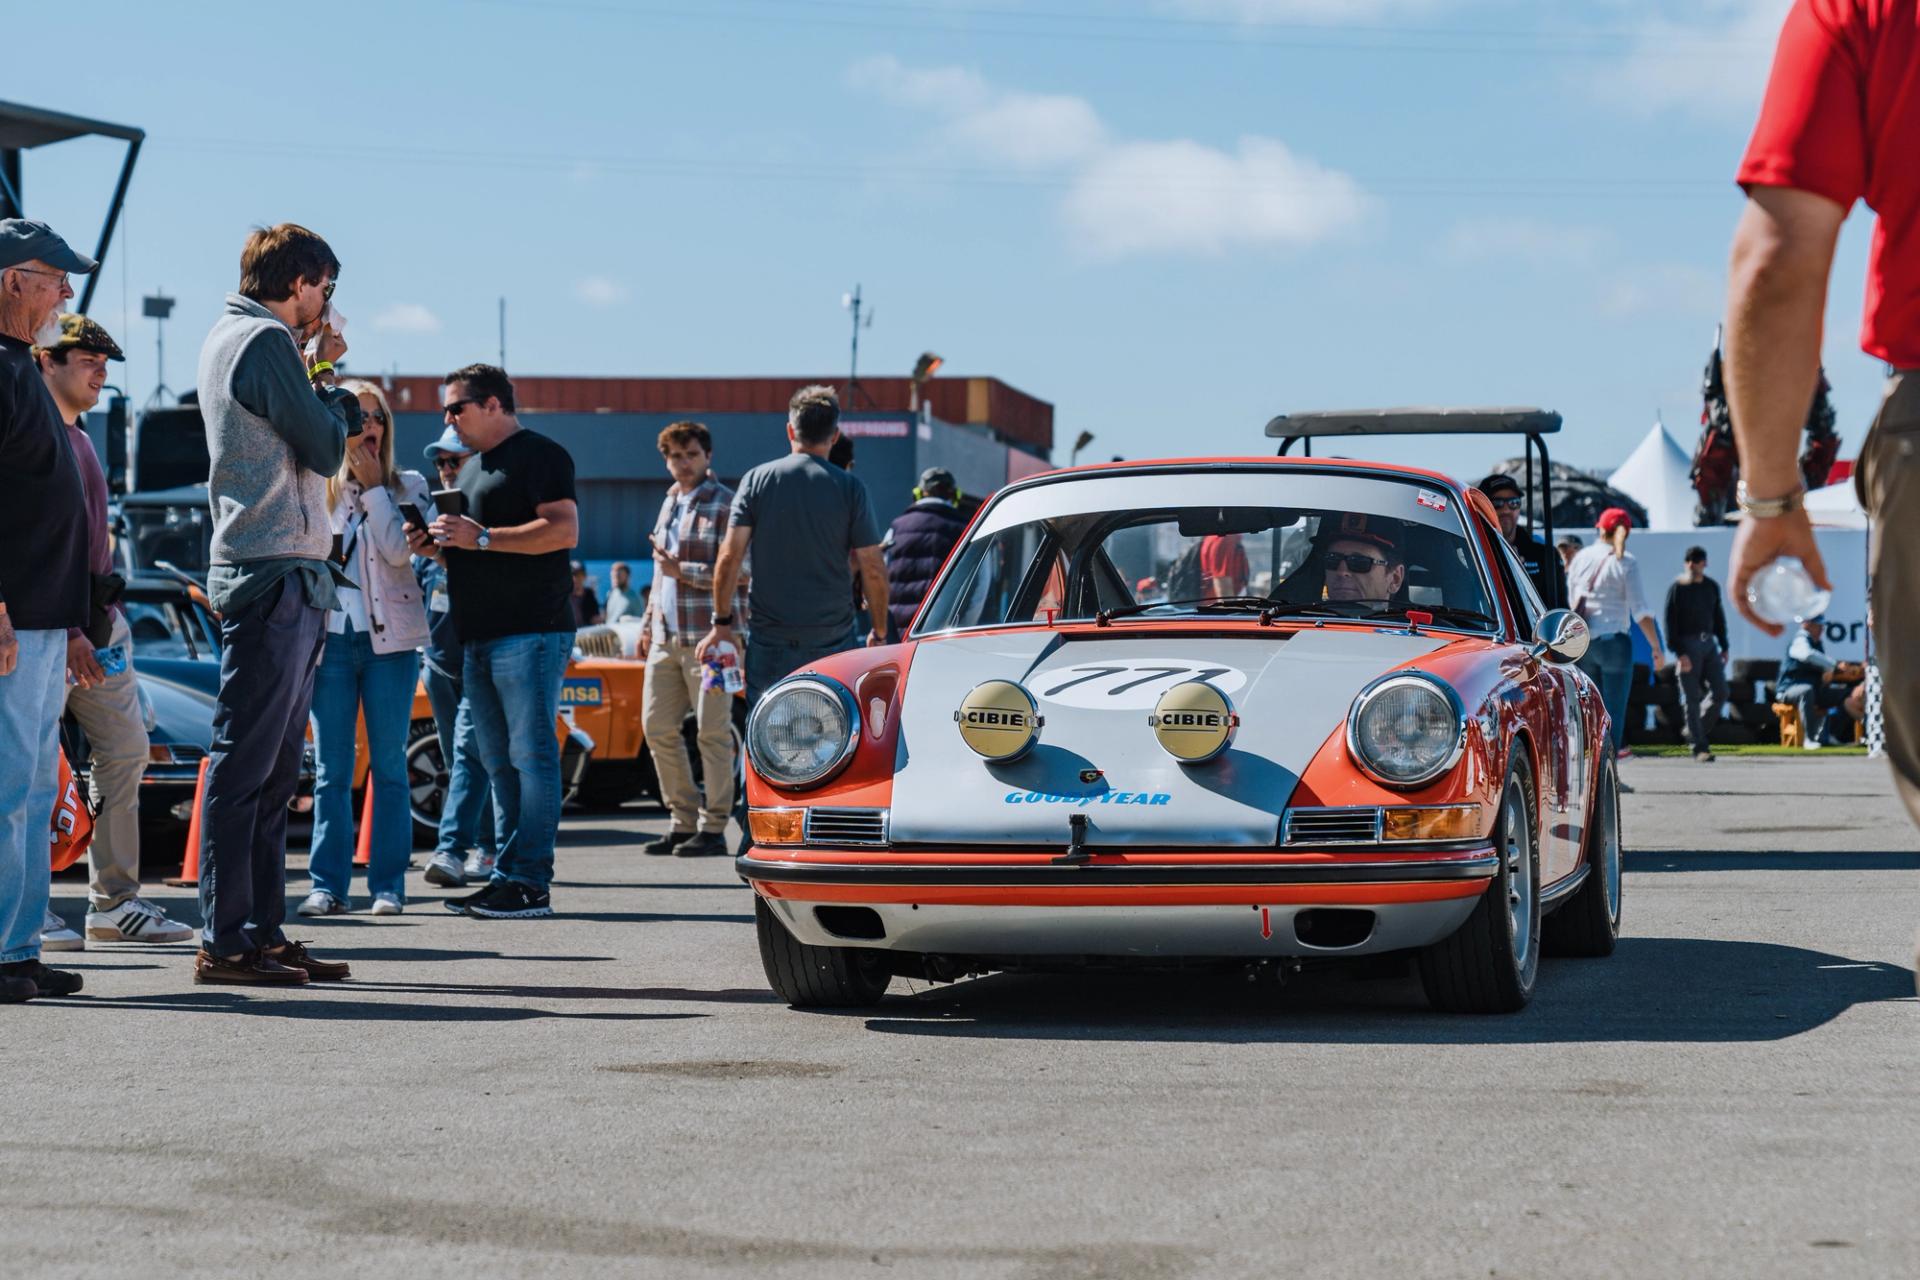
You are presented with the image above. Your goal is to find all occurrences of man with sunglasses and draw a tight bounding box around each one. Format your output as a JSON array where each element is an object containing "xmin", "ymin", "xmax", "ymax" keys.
[
  {"xmin": 1476, "ymin": 473, "xmax": 1567, "ymax": 609},
  {"xmin": 414, "ymin": 427, "xmax": 496, "ymax": 887},
  {"xmin": 193, "ymin": 223, "xmax": 361, "ymax": 986},
  {"xmin": 1320, "ymin": 519, "xmax": 1406, "ymax": 605}
]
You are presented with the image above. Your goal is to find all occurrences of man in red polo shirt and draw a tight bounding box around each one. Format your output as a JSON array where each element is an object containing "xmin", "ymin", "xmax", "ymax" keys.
[{"xmin": 1726, "ymin": 2, "xmax": 1920, "ymax": 844}]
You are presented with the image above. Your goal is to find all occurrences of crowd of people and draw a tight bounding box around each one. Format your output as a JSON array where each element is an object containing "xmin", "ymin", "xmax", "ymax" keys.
[{"xmin": 0, "ymin": 217, "xmax": 973, "ymax": 999}]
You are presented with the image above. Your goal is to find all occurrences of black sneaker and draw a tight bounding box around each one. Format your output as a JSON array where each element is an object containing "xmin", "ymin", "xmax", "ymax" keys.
[
  {"xmin": 1, "ymin": 960, "xmax": 83, "ymax": 998},
  {"xmin": 1, "ymin": 972, "xmax": 37, "ymax": 1003},
  {"xmin": 463, "ymin": 881, "xmax": 552, "ymax": 920},
  {"xmin": 643, "ymin": 830, "xmax": 695, "ymax": 857},
  {"xmin": 674, "ymin": 831, "xmax": 729, "ymax": 858},
  {"xmin": 444, "ymin": 882, "xmax": 504, "ymax": 915}
]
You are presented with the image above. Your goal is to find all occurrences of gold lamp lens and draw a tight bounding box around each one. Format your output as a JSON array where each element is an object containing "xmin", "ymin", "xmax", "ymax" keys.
[
  {"xmin": 1147, "ymin": 681, "xmax": 1238, "ymax": 764},
  {"xmin": 954, "ymin": 680, "xmax": 1043, "ymax": 761}
]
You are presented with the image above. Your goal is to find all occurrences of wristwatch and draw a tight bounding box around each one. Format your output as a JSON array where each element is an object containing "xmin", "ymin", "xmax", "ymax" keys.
[
  {"xmin": 476, "ymin": 528, "xmax": 492, "ymax": 551},
  {"xmin": 713, "ymin": 613, "xmax": 734, "ymax": 627},
  {"xmin": 1735, "ymin": 481, "xmax": 1805, "ymax": 519}
]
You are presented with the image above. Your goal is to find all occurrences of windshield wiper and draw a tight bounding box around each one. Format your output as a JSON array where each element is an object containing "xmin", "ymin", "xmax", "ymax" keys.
[
  {"xmin": 1096, "ymin": 597, "xmax": 1353, "ymax": 627},
  {"xmin": 1363, "ymin": 605, "xmax": 1499, "ymax": 630}
]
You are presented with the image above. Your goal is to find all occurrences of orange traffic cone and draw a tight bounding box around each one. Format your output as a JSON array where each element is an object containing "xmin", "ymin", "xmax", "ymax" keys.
[
  {"xmin": 353, "ymin": 784, "xmax": 374, "ymax": 866},
  {"xmin": 164, "ymin": 757, "xmax": 211, "ymax": 887}
]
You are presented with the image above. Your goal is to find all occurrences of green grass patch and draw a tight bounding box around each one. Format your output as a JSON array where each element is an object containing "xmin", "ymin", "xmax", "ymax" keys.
[{"xmin": 1628, "ymin": 743, "xmax": 1868, "ymax": 758}]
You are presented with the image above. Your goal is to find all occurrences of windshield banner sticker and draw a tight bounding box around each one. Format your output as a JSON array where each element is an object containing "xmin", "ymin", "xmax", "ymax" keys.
[
  {"xmin": 1030, "ymin": 661, "xmax": 1248, "ymax": 710},
  {"xmin": 1416, "ymin": 489, "xmax": 1448, "ymax": 511}
]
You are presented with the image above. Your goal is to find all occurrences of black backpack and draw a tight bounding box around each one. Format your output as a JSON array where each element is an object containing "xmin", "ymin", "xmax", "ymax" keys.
[{"xmin": 1164, "ymin": 542, "xmax": 1205, "ymax": 600}]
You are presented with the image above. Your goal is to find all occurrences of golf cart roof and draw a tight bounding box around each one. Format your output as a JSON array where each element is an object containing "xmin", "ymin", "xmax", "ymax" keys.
[
  {"xmin": 1264, "ymin": 407, "xmax": 1562, "ymax": 439},
  {"xmin": 0, "ymin": 100, "xmax": 143, "ymax": 149}
]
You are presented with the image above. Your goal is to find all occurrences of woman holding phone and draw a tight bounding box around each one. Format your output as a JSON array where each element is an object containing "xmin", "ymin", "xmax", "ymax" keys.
[{"xmin": 300, "ymin": 379, "xmax": 433, "ymax": 917}]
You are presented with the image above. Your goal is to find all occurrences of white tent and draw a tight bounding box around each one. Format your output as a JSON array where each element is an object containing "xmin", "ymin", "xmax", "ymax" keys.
[
  {"xmin": 1806, "ymin": 477, "xmax": 1867, "ymax": 529},
  {"xmin": 1608, "ymin": 419, "xmax": 1695, "ymax": 530}
]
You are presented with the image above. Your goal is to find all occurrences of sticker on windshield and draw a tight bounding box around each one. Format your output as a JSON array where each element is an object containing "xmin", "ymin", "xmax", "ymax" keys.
[
  {"xmin": 1029, "ymin": 661, "xmax": 1247, "ymax": 710},
  {"xmin": 1416, "ymin": 490, "xmax": 1448, "ymax": 512}
]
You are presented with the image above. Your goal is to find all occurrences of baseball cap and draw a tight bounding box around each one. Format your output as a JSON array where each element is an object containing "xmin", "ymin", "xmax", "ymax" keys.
[
  {"xmin": 918, "ymin": 466, "xmax": 957, "ymax": 496},
  {"xmin": 36, "ymin": 313, "xmax": 124, "ymax": 361},
  {"xmin": 0, "ymin": 219, "xmax": 98, "ymax": 274},
  {"xmin": 1325, "ymin": 511, "xmax": 1398, "ymax": 552},
  {"xmin": 1476, "ymin": 473, "xmax": 1522, "ymax": 499},
  {"xmin": 422, "ymin": 426, "xmax": 469, "ymax": 460},
  {"xmin": 1597, "ymin": 507, "xmax": 1633, "ymax": 535}
]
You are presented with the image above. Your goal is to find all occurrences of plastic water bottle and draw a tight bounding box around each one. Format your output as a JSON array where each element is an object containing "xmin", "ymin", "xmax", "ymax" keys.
[{"xmin": 1745, "ymin": 557, "xmax": 1831, "ymax": 626}]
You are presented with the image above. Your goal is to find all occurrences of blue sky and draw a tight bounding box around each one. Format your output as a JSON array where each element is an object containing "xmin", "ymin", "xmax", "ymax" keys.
[{"xmin": 11, "ymin": 0, "xmax": 1884, "ymax": 479}]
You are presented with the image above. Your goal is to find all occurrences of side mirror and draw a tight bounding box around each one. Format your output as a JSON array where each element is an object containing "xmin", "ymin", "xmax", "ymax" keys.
[{"xmin": 1531, "ymin": 609, "xmax": 1590, "ymax": 665}]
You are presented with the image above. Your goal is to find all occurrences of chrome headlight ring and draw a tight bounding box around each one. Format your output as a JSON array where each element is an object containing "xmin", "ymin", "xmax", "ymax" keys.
[
  {"xmin": 1345, "ymin": 671, "xmax": 1468, "ymax": 789},
  {"xmin": 745, "ymin": 675, "xmax": 861, "ymax": 790}
]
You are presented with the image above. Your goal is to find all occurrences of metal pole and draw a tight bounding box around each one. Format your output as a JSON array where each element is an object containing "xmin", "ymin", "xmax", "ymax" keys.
[
  {"xmin": 78, "ymin": 135, "xmax": 141, "ymax": 316},
  {"xmin": 848, "ymin": 283, "xmax": 861, "ymax": 406},
  {"xmin": 0, "ymin": 149, "xmax": 20, "ymax": 219},
  {"xmin": 498, "ymin": 297, "xmax": 506, "ymax": 368}
]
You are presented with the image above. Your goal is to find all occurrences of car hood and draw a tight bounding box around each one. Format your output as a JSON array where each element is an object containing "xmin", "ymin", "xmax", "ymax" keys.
[
  {"xmin": 137, "ymin": 665, "xmax": 217, "ymax": 750},
  {"xmin": 888, "ymin": 628, "xmax": 1450, "ymax": 846}
]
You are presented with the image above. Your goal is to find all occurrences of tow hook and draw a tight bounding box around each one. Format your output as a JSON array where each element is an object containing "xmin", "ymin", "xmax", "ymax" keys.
[{"xmin": 1053, "ymin": 813, "xmax": 1092, "ymax": 865}]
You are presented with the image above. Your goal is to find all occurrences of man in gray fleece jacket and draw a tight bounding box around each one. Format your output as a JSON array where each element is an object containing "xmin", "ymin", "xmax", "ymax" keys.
[{"xmin": 194, "ymin": 223, "xmax": 361, "ymax": 987}]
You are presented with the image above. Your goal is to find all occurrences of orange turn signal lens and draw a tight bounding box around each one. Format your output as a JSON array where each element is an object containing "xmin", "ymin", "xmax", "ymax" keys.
[
  {"xmin": 1382, "ymin": 805, "xmax": 1485, "ymax": 842},
  {"xmin": 748, "ymin": 807, "xmax": 806, "ymax": 846}
]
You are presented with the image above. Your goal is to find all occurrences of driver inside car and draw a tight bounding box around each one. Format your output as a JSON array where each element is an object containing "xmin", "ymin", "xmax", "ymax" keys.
[{"xmin": 1321, "ymin": 521, "xmax": 1406, "ymax": 605}]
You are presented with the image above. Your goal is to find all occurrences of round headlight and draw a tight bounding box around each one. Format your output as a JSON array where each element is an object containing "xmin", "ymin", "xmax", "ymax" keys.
[
  {"xmin": 747, "ymin": 677, "xmax": 859, "ymax": 789},
  {"xmin": 1346, "ymin": 674, "xmax": 1465, "ymax": 788}
]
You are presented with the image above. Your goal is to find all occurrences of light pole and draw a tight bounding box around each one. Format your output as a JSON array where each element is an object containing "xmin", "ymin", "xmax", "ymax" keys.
[
  {"xmin": 142, "ymin": 291, "xmax": 175, "ymax": 408},
  {"xmin": 1069, "ymin": 429, "xmax": 1095, "ymax": 466},
  {"xmin": 841, "ymin": 285, "xmax": 874, "ymax": 408}
]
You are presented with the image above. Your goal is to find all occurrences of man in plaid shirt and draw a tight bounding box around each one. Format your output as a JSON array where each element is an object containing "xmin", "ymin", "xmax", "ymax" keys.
[{"xmin": 639, "ymin": 421, "xmax": 747, "ymax": 857}]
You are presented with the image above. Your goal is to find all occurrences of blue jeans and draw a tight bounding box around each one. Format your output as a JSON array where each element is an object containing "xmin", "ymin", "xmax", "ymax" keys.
[
  {"xmin": 309, "ymin": 627, "xmax": 420, "ymax": 903},
  {"xmin": 425, "ymin": 661, "xmax": 495, "ymax": 859},
  {"xmin": 464, "ymin": 631, "xmax": 573, "ymax": 892},
  {"xmin": 1577, "ymin": 632, "xmax": 1634, "ymax": 754},
  {"xmin": 0, "ymin": 630, "xmax": 69, "ymax": 964}
]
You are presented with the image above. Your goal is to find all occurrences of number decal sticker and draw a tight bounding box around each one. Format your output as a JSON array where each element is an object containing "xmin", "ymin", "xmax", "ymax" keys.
[{"xmin": 1030, "ymin": 661, "xmax": 1248, "ymax": 709}]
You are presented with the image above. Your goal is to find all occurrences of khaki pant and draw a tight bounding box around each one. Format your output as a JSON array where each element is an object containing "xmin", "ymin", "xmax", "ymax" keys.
[
  {"xmin": 1856, "ymin": 369, "xmax": 1920, "ymax": 830},
  {"xmin": 62, "ymin": 613, "xmax": 150, "ymax": 910},
  {"xmin": 642, "ymin": 638, "xmax": 736, "ymax": 834}
]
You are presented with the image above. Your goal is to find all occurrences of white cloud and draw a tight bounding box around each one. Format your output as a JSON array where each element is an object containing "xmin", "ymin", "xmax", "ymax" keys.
[
  {"xmin": 1443, "ymin": 218, "xmax": 1613, "ymax": 269},
  {"xmin": 851, "ymin": 56, "xmax": 1368, "ymax": 256},
  {"xmin": 370, "ymin": 303, "xmax": 441, "ymax": 335},
  {"xmin": 1599, "ymin": 262, "xmax": 1722, "ymax": 319},
  {"xmin": 1595, "ymin": 0, "xmax": 1791, "ymax": 119},
  {"xmin": 1065, "ymin": 137, "xmax": 1373, "ymax": 256},
  {"xmin": 573, "ymin": 276, "xmax": 629, "ymax": 307}
]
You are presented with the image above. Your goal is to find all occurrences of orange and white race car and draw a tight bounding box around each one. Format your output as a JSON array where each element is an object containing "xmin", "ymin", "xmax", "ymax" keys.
[{"xmin": 738, "ymin": 409, "xmax": 1621, "ymax": 1014}]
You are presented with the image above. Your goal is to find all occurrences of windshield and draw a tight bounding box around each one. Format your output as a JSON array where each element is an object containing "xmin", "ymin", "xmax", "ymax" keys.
[
  {"xmin": 123, "ymin": 594, "xmax": 217, "ymax": 661},
  {"xmin": 914, "ymin": 469, "xmax": 1499, "ymax": 634}
]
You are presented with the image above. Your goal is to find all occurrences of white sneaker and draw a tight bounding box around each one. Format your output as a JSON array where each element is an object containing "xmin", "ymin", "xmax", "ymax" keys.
[
  {"xmin": 297, "ymin": 891, "xmax": 347, "ymax": 917},
  {"xmin": 423, "ymin": 852, "xmax": 466, "ymax": 887},
  {"xmin": 40, "ymin": 908, "xmax": 84, "ymax": 952},
  {"xmin": 85, "ymin": 897, "xmax": 195, "ymax": 943},
  {"xmin": 463, "ymin": 852, "xmax": 497, "ymax": 881},
  {"xmin": 370, "ymin": 893, "xmax": 404, "ymax": 916}
]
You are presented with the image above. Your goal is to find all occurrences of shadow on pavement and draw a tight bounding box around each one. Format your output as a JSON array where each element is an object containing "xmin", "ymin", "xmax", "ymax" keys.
[
  {"xmin": 1629, "ymin": 850, "xmax": 1920, "ymax": 872},
  {"xmin": 546, "ymin": 881, "xmax": 746, "ymax": 892},
  {"xmin": 557, "ymin": 911, "xmax": 754, "ymax": 925},
  {"xmin": 853, "ymin": 937, "xmax": 1914, "ymax": 1045},
  {"xmin": 286, "ymin": 945, "xmax": 619, "ymax": 964},
  {"xmin": 38, "ymin": 990, "xmax": 708, "ymax": 1023},
  {"xmin": 344, "ymin": 980, "xmax": 780, "ymax": 1004}
]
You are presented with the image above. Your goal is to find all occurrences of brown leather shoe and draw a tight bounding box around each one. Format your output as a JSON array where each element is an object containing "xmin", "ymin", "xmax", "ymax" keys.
[
  {"xmin": 194, "ymin": 949, "xmax": 310, "ymax": 986},
  {"xmin": 265, "ymin": 940, "xmax": 350, "ymax": 982}
]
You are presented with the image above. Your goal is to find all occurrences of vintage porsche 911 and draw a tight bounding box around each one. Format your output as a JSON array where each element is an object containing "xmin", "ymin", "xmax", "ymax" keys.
[{"xmin": 738, "ymin": 410, "xmax": 1621, "ymax": 1014}]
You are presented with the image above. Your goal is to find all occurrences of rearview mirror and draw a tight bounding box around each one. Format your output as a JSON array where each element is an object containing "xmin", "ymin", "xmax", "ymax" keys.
[{"xmin": 1531, "ymin": 609, "xmax": 1590, "ymax": 665}]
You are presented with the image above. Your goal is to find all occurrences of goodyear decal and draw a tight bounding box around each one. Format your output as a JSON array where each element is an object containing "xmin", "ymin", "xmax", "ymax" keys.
[
  {"xmin": 1004, "ymin": 791, "xmax": 1171, "ymax": 806},
  {"xmin": 560, "ymin": 677, "xmax": 604, "ymax": 707}
]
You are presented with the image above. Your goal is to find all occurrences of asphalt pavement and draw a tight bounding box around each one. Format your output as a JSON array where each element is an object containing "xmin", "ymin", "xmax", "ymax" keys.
[{"xmin": 3, "ymin": 756, "xmax": 1915, "ymax": 1279}]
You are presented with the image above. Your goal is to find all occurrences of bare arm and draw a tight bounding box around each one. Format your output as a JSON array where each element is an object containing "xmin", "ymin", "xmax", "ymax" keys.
[
  {"xmin": 1723, "ymin": 185, "xmax": 1845, "ymax": 632},
  {"xmin": 431, "ymin": 498, "xmax": 579, "ymax": 555},
  {"xmin": 855, "ymin": 544, "xmax": 889, "ymax": 643},
  {"xmin": 695, "ymin": 526, "xmax": 752, "ymax": 661}
]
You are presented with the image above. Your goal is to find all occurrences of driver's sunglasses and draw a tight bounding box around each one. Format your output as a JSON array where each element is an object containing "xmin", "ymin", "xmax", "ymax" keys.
[
  {"xmin": 1324, "ymin": 551, "xmax": 1390, "ymax": 573},
  {"xmin": 1490, "ymin": 496, "xmax": 1524, "ymax": 511}
]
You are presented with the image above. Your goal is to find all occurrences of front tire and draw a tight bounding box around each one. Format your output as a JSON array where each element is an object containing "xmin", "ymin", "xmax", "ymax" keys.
[
  {"xmin": 1418, "ymin": 760, "xmax": 1540, "ymax": 1014},
  {"xmin": 755, "ymin": 897, "xmax": 890, "ymax": 1008},
  {"xmin": 1543, "ymin": 755, "xmax": 1622, "ymax": 957}
]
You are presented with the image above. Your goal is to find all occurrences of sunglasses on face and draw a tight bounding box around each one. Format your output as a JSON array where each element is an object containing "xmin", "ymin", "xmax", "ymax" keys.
[
  {"xmin": 435, "ymin": 456, "xmax": 466, "ymax": 471},
  {"xmin": 321, "ymin": 279, "xmax": 337, "ymax": 300},
  {"xmin": 1490, "ymin": 496, "xmax": 1524, "ymax": 510},
  {"xmin": 360, "ymin": 408, "xmax": 387, "ymax": 426},
  {"xmin": 10, "ymin": 266, "xmax": 70, "ymax": 288},
  {"xmin": 1324, "ymin": 551, "xmax": 1391, "ymax": 574},
  {"xmin": 444, "ymin": 398, "xmax": 478, "ymax": 417}
]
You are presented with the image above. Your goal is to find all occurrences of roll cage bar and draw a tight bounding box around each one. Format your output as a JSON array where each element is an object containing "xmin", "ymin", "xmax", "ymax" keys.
[{"xmin": 0, "ymin": 100, "xmax": 144, "ymax": 316}]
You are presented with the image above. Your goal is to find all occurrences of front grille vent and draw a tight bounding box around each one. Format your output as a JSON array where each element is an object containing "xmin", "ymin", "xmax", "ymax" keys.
[
  {"xmin": 1282, "ymin": 807, "xmax": 1382, "ymax": 846},
  {"xmin": 803, "ymin": 807, "xmax": 890, "ymax": 847}
]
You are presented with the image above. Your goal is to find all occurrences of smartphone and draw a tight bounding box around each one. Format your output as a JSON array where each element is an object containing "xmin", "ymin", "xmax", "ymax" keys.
[
  {"xmin": 330, "ymin": 532, "xmax": 345, "ymax": 564},
  {"xmin": 431, "ymin": 488, "xmax": 466, "ymax": 517},
  {"xmin": 399, "ymin": 502, "xmax": 430, "ymax": 532}
]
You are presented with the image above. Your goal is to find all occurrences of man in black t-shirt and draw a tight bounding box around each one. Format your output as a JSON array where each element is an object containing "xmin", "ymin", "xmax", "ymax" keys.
[
  {"xmin": 1475, "ymin": 473, "xmax": 1567, "ymax": 609},
  {"xmin": 408, "ymin": 364, "xmax": 578, "ymax": 921}
]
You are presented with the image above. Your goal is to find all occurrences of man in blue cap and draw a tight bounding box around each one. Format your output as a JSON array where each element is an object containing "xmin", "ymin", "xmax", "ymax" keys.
[
  {"xmin": 0, "ymin": 219, "xmax": 97, "ymax": 1003},
  {"xmin": 1776, "ymin": 614, "xmax": 1857, "ymax": 750},
  {"xmin": 415, "ymin": 427, "xmax": 496, "ymax": 885}
]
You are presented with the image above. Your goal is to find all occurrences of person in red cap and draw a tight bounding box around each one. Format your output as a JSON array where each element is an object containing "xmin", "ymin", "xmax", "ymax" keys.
[
  {"xmin": 1726, "ymin": 0, "xmax": 1920, "ymax": 851},
  {"xmin": 1566, "ymin": 509, "xmax": 1664, "ymax": 765}
]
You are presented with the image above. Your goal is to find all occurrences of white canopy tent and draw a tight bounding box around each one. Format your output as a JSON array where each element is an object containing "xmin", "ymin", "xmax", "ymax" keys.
[
  {"xmin": 1607, "ymin": 419, "xmax": 1696, "ymax": 531},
  {"xmin": 1805, "ymin": 477, "xmax": 1868, "ymax": 529}
]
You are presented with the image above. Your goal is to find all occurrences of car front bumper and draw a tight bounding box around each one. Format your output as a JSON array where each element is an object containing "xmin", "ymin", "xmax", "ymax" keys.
[{"xmin": 739, "ymin": 848, "xmax": 1495, "ymax": 960}]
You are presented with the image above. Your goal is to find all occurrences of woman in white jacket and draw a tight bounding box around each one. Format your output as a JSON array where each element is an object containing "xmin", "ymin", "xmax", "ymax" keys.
[{"xmin": 300, "ymin": 379, "xmax": 432, "ymax": 917}]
